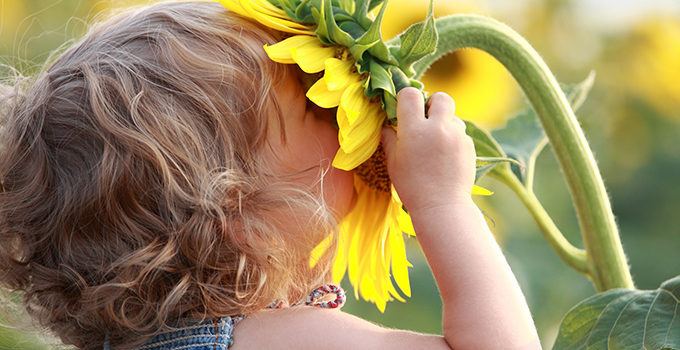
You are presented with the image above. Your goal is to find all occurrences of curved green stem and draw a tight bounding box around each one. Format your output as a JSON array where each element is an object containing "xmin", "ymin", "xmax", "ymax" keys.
[
  {"xmin": 412, "ymin": 14, "xmax": 634, "ymax": 291},
  {"xmin": 493, "ymin": 170, "xmax": 590, "ymax": 275}
]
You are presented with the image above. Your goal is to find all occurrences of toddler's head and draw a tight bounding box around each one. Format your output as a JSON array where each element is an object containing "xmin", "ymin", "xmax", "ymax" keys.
[{"xmin": 0, "ymin": 2, "xmax": 352, "ymax": 349}]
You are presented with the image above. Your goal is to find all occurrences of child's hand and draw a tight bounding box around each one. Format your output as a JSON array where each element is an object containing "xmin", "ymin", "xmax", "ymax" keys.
[{"xmin": 381, "ymin": 87, "xmax": 476, "ymax": 214}]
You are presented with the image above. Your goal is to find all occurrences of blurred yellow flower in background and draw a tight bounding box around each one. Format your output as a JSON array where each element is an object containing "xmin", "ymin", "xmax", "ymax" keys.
[
  {"xmin": 625, "ymin": 17, "xmax": 680, "ymax": 120},
  {"xmin": 382, "ymin": 0, "xmax": 519, "ymax": 129},
  {"xmin": 0, "ymin": 1, "xmax": 27, "ymax": 46}
]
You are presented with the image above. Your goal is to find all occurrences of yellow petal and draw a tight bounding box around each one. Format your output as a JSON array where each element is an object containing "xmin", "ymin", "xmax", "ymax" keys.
[
  {"xmin": 387, "ymin": 279, "xmax": 406, "ymax": 302},
  {"xmin": 337, "ymin": 107, "xmax": 382, "ymax": 153},
  {"xmin": 472, "ymin": 184, "xmax": 494, "ymax": 196},
  {"xmin": 249, "ymin": 10, "xmax": 311, "ymax": 31},
  {"xmin": 256, "ymin": 16, "xmax": 313, "ymax": 35},
  {"xmin": 388, "ymin": 219, "xmax": 411, "ymax": 297},
  {"xmin": 243, "ymin": 0, "xmax": 287, "ymax": 18},
  {"xmin": 219, "ymin": 0, "xmax": 249, "ymax": 17},
  {"xmin": 347, "ymin": 221, "xmax": 363, "ymax": 297},
  {"xmin": 263, "ymin": 35, "xmax": 318, "ymax": 64},
  {"xmin": 306, "ymin": 78, "xmax": 343, "ymax": 108},
  {"xmin": 323, "ymin": 58, "xmax": 357, "ymax": 91},
  {"xmin": 219, "ymin": 0, "xmax": 313, "ymax": 35},
  {"xmin": 331, "ymin": 225, "xmax": 350, "ymax": 283},
  {"xmin": 240, "ymin": 0, "xmax": 313, "ymax": 33},
  {"xmin": 382, "ymin": 242, "xmax": 406, "ymax": 302},
  {"xmin": 291, "ymin": 43, "xmax": 337, "ymax": 73},
  {"xmin": 248, "ymin": 12, "xmax": 314, "ymax": 35},
  {"xmin": 389, "ymin": 187, "xmax": 416, "ymax": 236},
  {"xmin": 339, "ymin": 81, "xmax": 371, "ymax": 126},
  {"xmin": 332, "ymin": 131, "xmax": 380, "ymax": 170},
  {"xmin": 397, "ymin": 208, "xmax": 415, "ymax": 236},
  {"xmin": 337, "ymin": 101, "xmax": 386, "ymax": 143},
  {"xmin": 308, "ymin": 234, "xmax": 333, "ymax": 268}
]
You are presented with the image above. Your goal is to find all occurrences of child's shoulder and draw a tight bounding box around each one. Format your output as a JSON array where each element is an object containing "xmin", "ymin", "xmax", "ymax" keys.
[{"xmin": 230, "ymin": 306, "xmax": 449, "ymax": 350}]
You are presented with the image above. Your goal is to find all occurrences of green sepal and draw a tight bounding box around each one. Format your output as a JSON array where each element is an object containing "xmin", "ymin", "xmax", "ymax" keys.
[
  {"xmin": 395, "ymin": 0, "xmax": 438, "ymax": 76},
  {"xmin": 409, "ymin": 79, "xmax": 424, "ymax": 90},
  {"xmin": 335, "ymin": 0, "xmax": 355, "ymax": 13},
  {"xmin": 368, "ymin": 0, "xmax": 384, "ymax": 12},
  {"xmin": 275, "ymin": 0, "xmax": 298, "ymax": 21},
  {"xmin": 389, "ymin": 66, "xmax": 411, "ymax": 92},
  {"xmin": 350, "ymin": 0, "xmax": 397, "ymax": 65},
  {"xmin": 333, "ymin": 11, "xmax": 356, "ymax": 24},
  {"xmin": 383, "ymin": 93, "xmax": 398, "ymax": 122},
  {"xmin": 294, "ymin": 0, "xmax": 315, "ymax": 23},
  {"xmin": 339, "ymin": 21, "xmax": 366, "ymax": 39},
  {"xmin": 368, "ymin": 60, "xmax": 395, "ymax": 97},
  {"xmin": 368, "ymin": 43, "xmax": 397, "ymax": 65},
  {"xmin": 354, "ymin": 0, "xmax": 372, "ymax": 28},
  {"xmin": 319, "ymin": 0, "xmax": 355, "ymax": 47},
  {"xmin": 312, "ymin": 6, "xmax": 331, "ymax": 44},
  {"xmin": 350, "ymin": 40, "xmax": 380, "ymax": 62}
]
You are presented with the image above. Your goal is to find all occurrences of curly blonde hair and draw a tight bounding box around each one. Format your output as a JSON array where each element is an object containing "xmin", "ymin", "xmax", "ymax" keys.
[{"xmin": 0, "ymin": 2, "xmax": 337, "ymax": 349}]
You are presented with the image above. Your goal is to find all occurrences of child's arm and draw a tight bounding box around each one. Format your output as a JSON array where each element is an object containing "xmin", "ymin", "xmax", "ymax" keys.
[
  {"xmin": 380, "ymin": 87, "xmax": 541, "ymax": 349},
  {"xmin": 232, "ymin": 88, "xmax": 541, "ymax": 350}
]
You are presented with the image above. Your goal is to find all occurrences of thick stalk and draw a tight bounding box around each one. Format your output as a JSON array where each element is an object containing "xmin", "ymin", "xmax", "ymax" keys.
[{"xmin": 408, "ymin": 15, "xmax": 633, "ymax": 291}]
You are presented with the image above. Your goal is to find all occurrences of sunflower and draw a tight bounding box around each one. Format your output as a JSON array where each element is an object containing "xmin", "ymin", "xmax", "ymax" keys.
[
  {"xmin": 218, "ymin": 0, "xmax": 491, "ymax": 311},
  {"xmin": 261, "ymin": 29, "xmax": 416, "ymax": 312}
]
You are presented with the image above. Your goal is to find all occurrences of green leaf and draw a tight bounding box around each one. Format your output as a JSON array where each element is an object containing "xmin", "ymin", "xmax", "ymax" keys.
[
  {"xmin": 475, "ymin": 163, "xmax": 499, "ymax": 182},
  {"xmin": 465, "ymin": 121, "xmax": 505, "ymax": 159},
  {"xmin": 396, "ymin": 0, "xmax": 438, "ymax": 76},
  {"xmin": 562, "ymin": 70, "xmax": 596, "ymax": 110},
  {"xmin": 464, "ymin": 121, "xmax": 508, "ymax": 181},
  {"xmin": 475, "ymin": 156, "xmax": 520, "ymax": 181},
  {"xmin": 554, "ymin": 275, "xmax": 680, "ymax": 350},
  {"xmin": 491, "ymin": 72, "xmax": 596, "ymax": 184}
]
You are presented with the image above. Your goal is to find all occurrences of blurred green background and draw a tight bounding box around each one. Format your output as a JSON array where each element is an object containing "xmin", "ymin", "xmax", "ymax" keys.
[{"xmin": 1, "ymin": 0, "xmax": 679, "ymax": 349}]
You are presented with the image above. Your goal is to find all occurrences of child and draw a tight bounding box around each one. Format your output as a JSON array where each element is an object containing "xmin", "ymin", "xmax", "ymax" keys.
[{"xmin": 0, "ymin": 2, "xmax": 541, "ymax": 349}]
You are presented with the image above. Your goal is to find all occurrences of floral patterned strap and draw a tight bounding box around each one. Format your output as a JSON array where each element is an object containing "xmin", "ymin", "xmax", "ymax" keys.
[
  {"xmin": 266, "ymin": 284, "xmax": 347, "ymax": 309},
  {"xmin": 305, "ymin": 284, "xmax": 346, "ymax": 309}
]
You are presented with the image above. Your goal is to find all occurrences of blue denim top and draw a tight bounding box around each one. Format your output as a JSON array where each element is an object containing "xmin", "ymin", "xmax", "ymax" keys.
[
  {"xmin": 101, "ymin": 284, "xmax": 343, "ymax": 349},
  {"xmin": 103, "ymin": 316, "xmax": 243, "ymax": 350}
]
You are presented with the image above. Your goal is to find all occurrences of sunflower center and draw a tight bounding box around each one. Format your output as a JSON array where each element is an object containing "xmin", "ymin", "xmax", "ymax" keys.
[{"xmin": 355, "ymin": 144, "xmax": 391, "ymax": 193}]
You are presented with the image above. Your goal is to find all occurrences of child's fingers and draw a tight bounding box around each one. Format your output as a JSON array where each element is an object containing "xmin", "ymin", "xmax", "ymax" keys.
[
  {"xmin": 427, "ymin": 92, "xmax": 465, "ymax": 130},
  {"xmin": 380, "ymin": 125, "xmax": 398, "ymax": 171},
  {"xmin": 381, "ymin": 125, "xmax": 397, "ymax": 154},
  {"xmin": 396, "ymin": 87, "xmax": 425, "ymax": 131}
]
